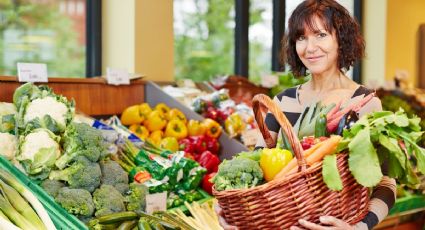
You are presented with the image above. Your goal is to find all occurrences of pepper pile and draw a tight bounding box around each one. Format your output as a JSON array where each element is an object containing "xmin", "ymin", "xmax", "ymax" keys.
[{"xmin": 120, "ymin": 103, "xmax": 223, "ymax": 153}]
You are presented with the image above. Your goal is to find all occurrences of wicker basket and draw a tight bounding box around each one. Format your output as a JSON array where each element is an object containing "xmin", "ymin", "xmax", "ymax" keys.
[{"xmin": 213, "ymin": 94, "xmax": 370, "ymax": 229}]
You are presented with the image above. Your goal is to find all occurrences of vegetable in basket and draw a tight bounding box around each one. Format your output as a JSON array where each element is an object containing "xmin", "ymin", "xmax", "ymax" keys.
[
  {"xmin": 212, "ymin": 157, "xmax": 263, "ymax": 191},
  {"xmin": 55, "ymin": 187, "xmax": 95, "ymax": 217}
]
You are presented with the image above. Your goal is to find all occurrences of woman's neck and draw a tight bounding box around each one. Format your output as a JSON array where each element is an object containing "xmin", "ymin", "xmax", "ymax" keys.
[{"xmin": 309, "ymin": 69, "xmax": 346, "ymax": 92}]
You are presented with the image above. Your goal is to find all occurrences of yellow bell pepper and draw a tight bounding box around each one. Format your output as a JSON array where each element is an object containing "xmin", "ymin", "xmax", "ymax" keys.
[
  {"xmin": 155, "ymin": 103, "xmax": 170, "ymax": 116},
  {"xmin": 129, "ymin": 124, "xmax": 150, "ymax": 140},
  {"xmin": 202, "ymin": 118, "xmax": 222, "ymax": 139},
  {"xmin": 187, "ymin": 119, "xmax": 206, "ymax": 136},
  {"xmin": 167, "ymin": 108, "xmax": 187, "ymax": 123},
  {"xmin": 164, "ymin": 119, "xmax": 188, "ymax": 140},
  {"xmin": 121, "ymin": 104, "xmax": 144, "ymax": 125},
  {"xmin": 224, "ymin": 113, "xmax": 246, "ymax": 138},
  {"xmin": 260, "ymin": 148, "xmax": 293, "ymax": 182},
  {"xmin": 147, "ymin": 130, "xmax": 163, "ymax": 146},
  {"xmin": 139, "ymin": 103, "xmax": 152, "ymax": 119},
  {"xmin": 160, "ymin": 137, "xmax": 179, "ymax": 152},
  {"xmin": 143, "ymin": 110, "xmax": 167, "ymax": 132}
]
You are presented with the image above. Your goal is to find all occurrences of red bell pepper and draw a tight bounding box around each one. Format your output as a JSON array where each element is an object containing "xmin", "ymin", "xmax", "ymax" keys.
[
  {"xmin": 202, "ymin": 172, "xmax": 216, "ymax": 195},
  {"xmin": 179, "ymin": 138, "xmax": 196, "ymax": 153},
  {"xmin": 188, "ymin": 136, "xmax": 207, "ymax": 154},
  {"xmin": 197, "ymin": 150, "xmax": 220, "ymax": 174},
  {"xmin": 204, "ymin": 135, "xmax": 220, "ymax": 154}
]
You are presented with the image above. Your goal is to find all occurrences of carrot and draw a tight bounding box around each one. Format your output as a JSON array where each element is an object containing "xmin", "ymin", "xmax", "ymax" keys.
[
  {"xmin": 326, "ymin": 93, "xmax": 375, "ymax": 133},
  {"xmin": 274, "ymin": 136, "xmax": 341, "ymax": 179},
  {"xmin": 273, "ymin": 140, "xmax": 326, "ymax": 180}
]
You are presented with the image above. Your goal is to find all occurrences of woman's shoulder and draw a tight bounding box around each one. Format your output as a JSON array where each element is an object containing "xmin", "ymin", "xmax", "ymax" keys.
[{"xmin": 274, "ymin": 86, "xmax": 298, "ymax": 100}]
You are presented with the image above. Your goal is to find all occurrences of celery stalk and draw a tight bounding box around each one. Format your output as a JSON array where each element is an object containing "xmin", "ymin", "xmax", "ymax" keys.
[
  {"xmin": 0, "ymin": 169, "xmax": 56, "ymax": 230},
  {"xmin": 0, "ymin": 180, "xmax": 45, "ymax": 229},
  {"xmin": 0, "ymin": 192, "xmax": 36, "ymax": 230}
]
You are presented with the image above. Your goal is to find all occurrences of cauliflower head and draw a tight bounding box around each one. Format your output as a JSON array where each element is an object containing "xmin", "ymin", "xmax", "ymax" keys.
[
  {"xmin": 17, "ymin": 128, "xmax": 61, "ymax": 179},
  {"xmin": 0, "ymin": 102, "xmax": 16, "ymax": 133},
  {"xmin": 0, "ymin": 132, "xmax": 17, "ymax": 160}
]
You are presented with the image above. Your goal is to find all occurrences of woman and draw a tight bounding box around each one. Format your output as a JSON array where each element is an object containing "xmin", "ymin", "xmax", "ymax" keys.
[{"xmin": 216, "ymin": 0, "xmax": 396, "ymax": 229}]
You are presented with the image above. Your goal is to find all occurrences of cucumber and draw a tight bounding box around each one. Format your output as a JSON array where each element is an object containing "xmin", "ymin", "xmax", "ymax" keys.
[
  {"xmin": 314, "ymin": 114, "xmax": 327, "ymax": 138},
  {"xmin": 89, "ymin": 211, "xmax": 139, "ymax": 225},
  {"xmin": 118, "ymin": 220, "xmax": 138, "ymax": 230},
  {"xmin": 139, "ymin": 217, "xmax": 153, "ymax": 230}
]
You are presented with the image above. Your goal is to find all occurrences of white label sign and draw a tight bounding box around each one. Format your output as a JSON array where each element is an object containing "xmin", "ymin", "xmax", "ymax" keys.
[
  {"xmin": 17, "ymin": 63, "xmax": 48, "ymax": 83},
  {"xmin": 145, "ymin": 192, "xmax": 167, "ymax": 214},
  {"xmin": 106, "ymin": 67, "xmax": 130, "ymax": 85}
]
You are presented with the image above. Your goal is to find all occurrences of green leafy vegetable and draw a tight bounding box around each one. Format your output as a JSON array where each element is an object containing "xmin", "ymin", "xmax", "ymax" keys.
[{"xmin": 322, "ymin": 155, "xmax": 343, "ymax": 191}]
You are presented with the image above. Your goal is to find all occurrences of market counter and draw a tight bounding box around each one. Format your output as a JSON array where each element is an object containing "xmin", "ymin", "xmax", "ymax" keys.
[{"xmin": 0, "ymin": 76, "xmax": 145, "ymax": 116}]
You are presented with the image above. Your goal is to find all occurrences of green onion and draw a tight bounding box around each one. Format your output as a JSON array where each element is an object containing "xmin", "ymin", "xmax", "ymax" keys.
[
  {"xmin": 0, "ymin": 169, "xmax": 55, "ymax": 230},
  {"xmin": 0, "ymin": 189, "xmax": 36, "ymax": 230},
  {"xmin": 0, "ymin": 180, "xmax": 45, "ymax": 229},
  {"xmin": 0, "ymin": 214, "xmax": 21, "ymax": 230}
]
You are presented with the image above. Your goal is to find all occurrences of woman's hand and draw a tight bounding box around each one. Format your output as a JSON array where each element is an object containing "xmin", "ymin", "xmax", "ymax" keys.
[
  {"xmin": 290, "ymin": 216, "xmax": 354, "ymax": 230},
  {"xmin": 214, "ymin": 203, "xmax": 239, "ymax": 230}
]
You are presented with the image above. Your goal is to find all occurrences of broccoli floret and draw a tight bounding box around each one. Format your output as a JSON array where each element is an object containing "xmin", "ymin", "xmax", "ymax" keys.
[
  {"xmin": 55, "ymin": 122, "xmax": 108, "ymax": 169},
  {"xmin": 212, "ymin": 157, "xmax": 263, "ymax": 191},
  {"xmin": 100, "ymin": 160, "xmax": 129, "ymax": 194},
  {"xmin": 49, "ymin": 156, "xmax": 101, "ymax": 192},
  {"xmin": 93, "ymin": 185, "xmax": 125, "ymax": 217},
  {"xmin": 55, "ymin": 187, "xmax": 95, "ymax": 217},
  {"xmin": 125, "ymin": 183, "xmax": 148, "ymax": 214},
  {"xmin": 41, "ymin": 179, "xmax": 65, "ymax": 198}
]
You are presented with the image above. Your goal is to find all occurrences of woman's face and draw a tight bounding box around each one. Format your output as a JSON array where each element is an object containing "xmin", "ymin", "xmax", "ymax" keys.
[{"xmin": 295, "ymin": 17, "xmax": 339, "ymax": 76}]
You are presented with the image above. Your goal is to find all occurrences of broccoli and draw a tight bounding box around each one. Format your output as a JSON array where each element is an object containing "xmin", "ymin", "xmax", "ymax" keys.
[
  {"xmin": 49, "ymin": 156, "xmax": 101, "ymax": 193},
  {"xmin": 100, "ymin": 160, "xmax": 129, "ymax": 194},
  {"xmin": 93, "ymin": 185, "xmax": 125, "ymax": 217},
  {"xmin": 41, "ymin": 179, "xmax": 65, "ymax": 198},
  {"xmin": 55, "ymin": 187, "xmax": 95, "ymax": 217},
  {"xmin": 212, "ymin": 157, "xmax": 264, "ymax": 191},
  {"xmin": 125, "ymin": 182, "xmax": 148, "ymax": 214},
  {"xmin": 55, "ymin": 122, "xmax": 108, "ymax": 169}
]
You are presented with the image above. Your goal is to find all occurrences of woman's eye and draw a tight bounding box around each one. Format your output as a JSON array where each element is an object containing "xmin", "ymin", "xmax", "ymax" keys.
[
  {"xmin": 318, "ymin": 32, "xmax": 327, "ymax": 38},
  {"xmin": 297, "ymin": 35, "xmax": 306, "ymax": 41}
]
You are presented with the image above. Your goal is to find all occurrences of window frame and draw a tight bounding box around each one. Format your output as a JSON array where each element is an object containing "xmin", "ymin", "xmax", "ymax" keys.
[{"xmin": 86, "ymin": 0, "xmax": 102, "ymax": 78}]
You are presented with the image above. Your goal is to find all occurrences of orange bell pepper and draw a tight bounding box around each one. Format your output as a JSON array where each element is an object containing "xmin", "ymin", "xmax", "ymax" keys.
[{"xmin": 202, "ymin": 118, "xmax": 222, "ymax": 139}]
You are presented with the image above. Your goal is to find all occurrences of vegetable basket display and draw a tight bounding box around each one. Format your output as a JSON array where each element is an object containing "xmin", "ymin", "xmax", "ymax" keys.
[{"xmin": 213, "ymin": 94, "xmax": 370, "ymax": 229}]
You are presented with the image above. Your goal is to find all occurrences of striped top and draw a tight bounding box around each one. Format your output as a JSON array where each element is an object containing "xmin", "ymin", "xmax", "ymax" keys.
[{"xmin": 256, "ymin": 85, "xmax": 397, "ymax": 230}]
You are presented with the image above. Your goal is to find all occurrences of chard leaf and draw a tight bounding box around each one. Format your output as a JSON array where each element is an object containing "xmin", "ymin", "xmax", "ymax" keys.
[
  {"xmin": 408, "ymin": 116, "xmax": 421, "ymax": 131},
  {"xmin": 322, "ymin": 155, "xmax": 343, "ymax": 191},
  {"xmin": 387, "ymin": 151, "xmax": 405, "ymax": 179},
  {"xmin": 378, "ymin": 134, "xmax": 406, "ymax": 170},
  {"xmin": 403, "ymin": 160, "xmax": 420, "ymax": 188},
  {"xmin": 337, "ymin": 138, "xmax": 350, "ymax": 152},
  {"xmin": 384, "ymin": 115, "xmax": 395, "ymax": 124},
  {"xmin": 407, "ymin": 131, "xmax": 424, "ymax": 143},
  {"xmin": 348, "ymin": 128, "xmax": 383, "ymax": 187},
  {"xmin": 394, "ymin": 113, "xmax": 409, "ymax": 127},
  {"xmin": 412, "ymin": 144, "xmax": 425, "ymax": 174},
  {"xmin": 372, "ymin": 111, "xmax": 393, "ymax": 119}
]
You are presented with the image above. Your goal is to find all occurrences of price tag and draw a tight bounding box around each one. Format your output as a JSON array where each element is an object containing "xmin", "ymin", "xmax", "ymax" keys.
[
  {"xmin": 261, "ymin": 74, "xmax": 279, "ymax": 88},
  {"xmin": 145, "ymin": 192, "xmax": 167, "ymax": 214},
  {"xmin": 241, "ymin": 129, "xmax": 260, "ymax": 146},
  {"xmin": 17, "ymin": 63, "xmax": 48, "ymax": 83},
  {"xmin": 106, "ymin": 67, "xmax": 130, "ymax": 85}
]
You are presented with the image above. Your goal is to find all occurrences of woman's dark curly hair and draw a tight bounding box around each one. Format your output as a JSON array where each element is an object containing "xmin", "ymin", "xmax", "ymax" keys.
[{"xmin": 282, "ymin": 0, "xmax": 365, "ymax": 77}]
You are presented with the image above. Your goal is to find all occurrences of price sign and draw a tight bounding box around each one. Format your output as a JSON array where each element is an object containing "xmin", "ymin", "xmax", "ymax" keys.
[
  {"xmin": 17, "ymin": 63, "xmax": 48, "ymax": 83},
  {"xmin": 145, "ymin": 192, "xmax": 167, "ymax": 214},
  {"xmin": 106, "ymin": 68, "xmax": 130, "ymax": 85}
]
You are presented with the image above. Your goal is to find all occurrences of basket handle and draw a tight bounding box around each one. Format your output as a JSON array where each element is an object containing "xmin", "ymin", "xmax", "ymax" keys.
[{"xmin": 252, "ymin": 94, "xmax": 307, "ymax": 171}]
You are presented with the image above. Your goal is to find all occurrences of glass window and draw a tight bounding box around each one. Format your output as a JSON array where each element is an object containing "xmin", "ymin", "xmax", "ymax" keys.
[
  {"xmin": 174, "ymin": 0, "xmax": 235, "ymax": 81},
  {"xmin": 249, "ymin": 1, "xmax": 273, "ymax": 83},
  {"xmin": 0, "ymin": 0, "xmax": 86, "ymax": 78}
]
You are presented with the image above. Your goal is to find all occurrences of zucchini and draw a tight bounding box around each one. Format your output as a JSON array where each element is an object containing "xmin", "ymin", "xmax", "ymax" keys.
[
  {"xmin": 118, "ymin": 220, "xmax": 139, "ymax": 230},
  {"xmin": 314, "ymin": 114, "xmax": 327, "ymax": 138},
  {"xmin": 90, "ymin": 211, "xmax": 139, "ymax": 225},
  {"xmin": 139, "ymin": 217, "xmax": 153, "ymax": 230}
]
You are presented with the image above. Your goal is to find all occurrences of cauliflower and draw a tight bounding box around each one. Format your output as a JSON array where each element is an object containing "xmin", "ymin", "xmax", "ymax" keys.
[
  {"xmin": 17, "ymin": 128, "xmax": 61, "ymax": 180},
  {"xmin": 13, "ymin": 82, "xmax": 74, "ymax": 135},
  {"xmin": 0, "ymin": 132, "xmax": 17, "ymax": 160}
]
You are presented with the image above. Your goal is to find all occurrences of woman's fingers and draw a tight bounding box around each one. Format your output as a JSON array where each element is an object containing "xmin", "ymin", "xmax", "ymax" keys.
[
  {"xmin": 319, "ymin": 216, "xmax": 343, "ymax": 226},
  {"xmin": 214, "ymin": 203, "xmax": 223, "ymax": 215},
  {"xmin": 214, "ymin": 203, "xmax": 239, "ymax": 230},
  {"xmin": 297, "ymin": 219, "xmax": 326, "ymax": 230}
]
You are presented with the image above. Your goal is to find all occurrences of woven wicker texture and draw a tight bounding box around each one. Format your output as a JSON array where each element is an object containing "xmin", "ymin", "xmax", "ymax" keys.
[{"xmin": 213, "ymin": 94, "xmax": 370, "ymax": 229}]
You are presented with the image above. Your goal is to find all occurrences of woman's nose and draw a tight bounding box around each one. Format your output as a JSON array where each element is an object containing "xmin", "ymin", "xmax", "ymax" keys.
[{"xmin": 306, "ymin": 38, "xmax": 318, "ymax": 53}]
